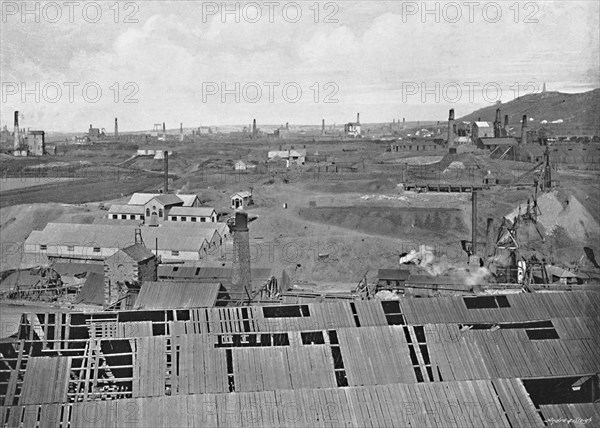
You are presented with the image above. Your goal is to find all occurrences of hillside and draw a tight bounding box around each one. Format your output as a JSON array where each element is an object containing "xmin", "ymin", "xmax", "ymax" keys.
[{"xmin": 459, "ymin": 88, "xmax": 600, "ymax": 135}]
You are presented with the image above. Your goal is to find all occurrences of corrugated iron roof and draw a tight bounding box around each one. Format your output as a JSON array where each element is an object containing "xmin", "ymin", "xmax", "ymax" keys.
[
  {"xmin": 168, "ymin": 206, "xmax": 216, "ymax": 216},
  {"xmin": 51, "ymin": 262, "xmax": 104, "ymax": 276},
  {"xmin": 107, "ymin": 204, "xmax": 144, "ymax": 214},
  {"xmin": 121, "ymin": 243, "xmax": 155, "ymax": 262},
  {"xmin": 24, "ymin": 223, "xmax": 214, "ymax": 253},
  {"xmin": 74, "ymin": 272, "xmax": 104, "ymax": 305},
  {"xmin": 133, "ymin": 281, "xmax": 221, "ymax": 309},
  {"xmin": 127, "ymin": 193, "xmax": 199, "ymax": 206},
  {"xmin": 152, "ymin": 194, "xmax": 184, "ymax": 206},
  {"xmin": 479, "ymin": 137, "xmax": 519, "ymax": 145}
]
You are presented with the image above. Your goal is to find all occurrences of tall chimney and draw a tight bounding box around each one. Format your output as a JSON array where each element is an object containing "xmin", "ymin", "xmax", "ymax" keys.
[
  {"xmin": 402, "ymin": 117, "xmax": 406, "ymax": 129},
  {"xmin": 231, "ymin": 212, "xmax": 251, "ymax": 295},
  {"xmin": 162, "ymin": 122, "xmax": 166, "ymax": 133},
  {"xmin": 520, "ymin": 115, "xmax": 528, "ymax": 144},
  {"xmin": 356, "ymin": 113, "xmax": 360, "ymax": 124},
  {"xmin": 321, "ymin": 118, "xmax": 325, "ymax": 135},
  {"xmin": 180, "ymin": 123, "xmax": 183, "ymax": 134},
  {"xmin": 164, "ymin": 151, "xmax": 169, "ymax": 193},
  {"xmin": 493, "ymin": 108, "xmax": 501, "ymax": 138},
  {"xmin": 252, "ymin": 119, "xmax": 257, "ymax": 138},
  {"xmin": 114, "ymin": 118, "xmax": 119, "ymax": 138},
  {"xmin": 472, "ymin": 190, "xmax": 478, "ymax": 256},
  {"xmin": 13, "ymin": 111, "xmax": 19, "ymax": 150},
  {"xmin": 447, "ymin": 109, "xmax": 455, "ymax": 152},
  {"xmin": 504, "ymin": 115, "xmax": 509, "ymax": 136}
]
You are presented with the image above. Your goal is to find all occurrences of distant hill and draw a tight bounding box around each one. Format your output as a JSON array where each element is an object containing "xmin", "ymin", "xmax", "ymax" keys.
[{"xmin": 459, "ymin": 88, "xmax": 600, "ymax": 135}]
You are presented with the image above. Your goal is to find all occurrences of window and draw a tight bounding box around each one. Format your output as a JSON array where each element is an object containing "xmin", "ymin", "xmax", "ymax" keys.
[
  {"xmin": 93, "ymin": 247, "xmax": 101, "ymax": 253},
  {"xmin": 201, "ymin": 217, "xmax": 206, "ymax": 222},
  {"xmin": 171, "ymin": 217, "xmax": 177, "ymax": 221},
  {"xmin": 40, "ymin": 244, "xmax": 47, "ymax": 251},
  {"xmin": 130, "ymin": 215, "xmax": 135, "ymax": 220},
  {"xmin": 111, "ymin": 214, "xmax": 118, "ymax": 219},
  {"xmin": 159, "ymin": 209, "xmax": 163, "ymax": 217},
  {"xmin": 121, "ymin": 215, "xmax": 127, "ymax": 219},
  {"xmin": 526, "ymin": 329, "xmax": 559, "ymax": 340},
  {"xmin": 464, "ymin": 295, "xmax": 511, "ymax": 309},
  {"xmin": 181, "ymin": 216, "xmax": 187, "ymax": 222},
  {"xmin": 146, "ymin": 208, "xmax": 150, "ymax": 217},
  {"xmin": 67, "ymin": 245, "xmax": 75, "ymax": 251},
  {"xmin": 171, "ymin": 251, "xmax": 179, "ymax": 256},
  {"xmin": 191, "ymin": 217, "xmax": 197, "ymax": 222},
  {"xmin": 263, "ymin": 305, "xmax": 310, "ymax": 318},
  {"xmin": 301, "ymin": 331, "xmax": 325, "ymax": 345}
]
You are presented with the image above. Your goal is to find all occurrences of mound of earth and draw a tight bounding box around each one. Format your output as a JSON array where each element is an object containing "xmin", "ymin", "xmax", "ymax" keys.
[
  {"xmin": 298, "ymin": 206, "xmax": 466, "ymax": 238},
  {"xmin": 505, "ymin": 191, "xmax": 599, "ymax": 242}
]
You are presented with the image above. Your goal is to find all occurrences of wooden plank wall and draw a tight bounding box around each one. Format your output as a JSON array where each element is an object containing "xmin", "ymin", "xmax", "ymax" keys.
[{"xmin": 18, "ymin": 356, "xmax": 71, "ymax": 405}]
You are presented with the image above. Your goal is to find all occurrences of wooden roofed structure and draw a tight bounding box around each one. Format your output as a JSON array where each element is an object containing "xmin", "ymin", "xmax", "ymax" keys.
[{"xmin": 0, "ymin": 291, "xmax": 598, "ymax": 427}]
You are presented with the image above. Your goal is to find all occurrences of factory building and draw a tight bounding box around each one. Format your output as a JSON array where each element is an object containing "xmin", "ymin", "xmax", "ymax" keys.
[
  {"xmin": 267, "ymin": 149, "xmax": 306, "ymax": 166},
  {"xmin": 108, "ymin": 193, "xmax": 217, "ymax": 224},
  {"xmin": 471, "ymin": 121, "xmax": 493, "ymax": 140},
  {"xmin": 344, "ymin": 113, "xmax": 362, "ymax": 137},
  {"xmin": 390, "ymin": 141, "xmax": 442, "ymax": 152},
  {"xmin": 230, "ymin": 191, "xmax": 253, "ymax": 210},
  {"xmin": 24, "ymin": 223, "xmax": 224, "ymax": 263},
  {"xmin": 103, "ymin": 240, "xmax": 158, "ymax": 308}
]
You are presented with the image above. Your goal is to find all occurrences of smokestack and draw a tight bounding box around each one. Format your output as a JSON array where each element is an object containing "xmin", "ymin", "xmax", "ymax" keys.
[
  {"xmin": 472, "ymin": 191, "xmax": 478, "ymax": 256},
  {"xmin": 321, "ymin": 119, "xmax": 325, "ymax": 135},
  {"xmin": 493, "ymin": 108, "xmax": 501, "ymax": 138},
  {"xmin": 162, "ymin": 122, "xmax": 166, "ymax": 133},
  {"xmin": 504, "ymin": 115, "xmax": 509, "ymax": 136},
  {"xmin": 164, "ymin": 151, "xmax": 169, "ymax": 193},
  {"xmin": 115, "ymin": 118, "xmax": 119, "ymax": 138},
  {"xmin": 13, "ymin": 111, "xmax": 19, "ymax": 150},
  {"xmin": 447, "ymin": 109, "xmax": 455, "ymax": 152},
  {"xmin": 520, "ymin": 115, "xmax": 528, "ymax": 144},
  {"xmin": 356, "ymin": 113, "xmax": 360, "ymax": 124},
  {"xmin": 252, "ymin": 119, "xmax": 257, "ymax": 137},
  {"xmin": 231, "ymin": 211, "xmax": 251, "ymax": 295},
  {"xmin": 180, "ymin": 123, "xmax": 183, "ymax": 134},
  {"xmin": 286, "ymin": 122, "xmax": 289, "ymax": 131}
]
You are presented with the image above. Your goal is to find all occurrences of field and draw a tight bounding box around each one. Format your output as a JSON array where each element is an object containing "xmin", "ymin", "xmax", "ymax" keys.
[{"xmin": 0, "ymin": 177, "xmax": 83, "ymax": 191}]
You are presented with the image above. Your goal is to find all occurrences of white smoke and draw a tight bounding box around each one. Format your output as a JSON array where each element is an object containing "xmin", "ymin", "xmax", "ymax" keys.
[{"xmin": 400, "ymin": 244, "xmax": 492, "ymax": 285}]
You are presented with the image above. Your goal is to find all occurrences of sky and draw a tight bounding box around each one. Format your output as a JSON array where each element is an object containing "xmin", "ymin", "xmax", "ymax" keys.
[{"xmin": 1, "ymin": 0, "xmax": 599, "ymax": 132}]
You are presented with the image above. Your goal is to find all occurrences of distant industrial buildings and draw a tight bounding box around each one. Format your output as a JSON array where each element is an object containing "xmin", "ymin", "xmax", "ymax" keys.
[
  {"xmin": 11, "ymin": 111, "xmax": 46, "ymax": 156},
  {"xmin": 267, "ymin": 149, "xmax": 306, "ymax": 167},
  {"xmin": 344, "ymin": 113, "xmax": 362, "ymax": 137}
]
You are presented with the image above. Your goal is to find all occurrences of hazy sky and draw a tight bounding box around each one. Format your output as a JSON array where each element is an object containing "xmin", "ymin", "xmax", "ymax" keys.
[{"xmin": 2, "ymin": 0, "xmax": 599, "ymax": 132}]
